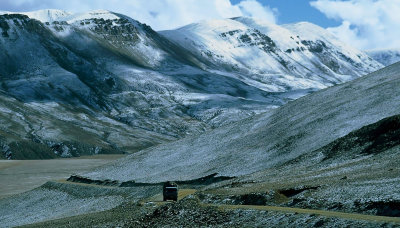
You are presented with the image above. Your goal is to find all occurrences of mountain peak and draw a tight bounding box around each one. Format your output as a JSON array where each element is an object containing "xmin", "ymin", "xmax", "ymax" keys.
[
  {"xmin": 0, "ymin": 9, "xmax": 126, "ymax": 24},
  {"xmin": 55, "ymin": 9, "xmax": 122, "ymax": 24},
  {"xmin": 231, "ymin": 16, "xmax": 276, "ymax": 27},
  {"xmin": 287, "ymin": 21, "xmax": 322, "ymax": 27},
  {"xmin": 282, "ymin": 21, "xmax": 334, "ymax": 41},
  {"xmin": 0, "ymin": 9, "xmax": 71, "ymax": 22},
  {"xmin": 172, "ymin": 18, "xmax": 246, "ymax": 33}
]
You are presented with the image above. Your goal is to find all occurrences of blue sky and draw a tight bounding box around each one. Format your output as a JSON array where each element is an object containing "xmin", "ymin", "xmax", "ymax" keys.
[{"xmin": 230, "ymin": 0, "xmax": 340, "ymax": 27}]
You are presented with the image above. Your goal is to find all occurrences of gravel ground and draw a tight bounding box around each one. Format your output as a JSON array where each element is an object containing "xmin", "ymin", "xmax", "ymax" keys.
[
  {"xmin": 0, "ymin": 181, "xmax": 160, "ymax": 227},
  {"xmin": 22, "ymin": 196, "xmax": 397, "ymax": 228}
]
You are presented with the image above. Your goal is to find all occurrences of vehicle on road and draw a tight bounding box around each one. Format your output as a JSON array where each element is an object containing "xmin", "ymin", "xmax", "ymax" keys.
[{"xmin": 163, "ymin": 181, "xmax": 178, "ymax": 201}]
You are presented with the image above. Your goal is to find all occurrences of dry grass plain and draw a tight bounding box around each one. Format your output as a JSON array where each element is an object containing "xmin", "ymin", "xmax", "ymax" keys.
[{"xmin": 0, "ymin": 155, "xmax": 125, "ymax": 198}]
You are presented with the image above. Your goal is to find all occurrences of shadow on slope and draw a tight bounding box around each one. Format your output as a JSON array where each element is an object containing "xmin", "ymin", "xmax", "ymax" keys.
[
  {"xmin": 322, "ymin": 114, "xmax": 400, "ymax": 160},
  {"xmin": 67, "ymin": 173, "xmax": 234, "ymax": 188}
]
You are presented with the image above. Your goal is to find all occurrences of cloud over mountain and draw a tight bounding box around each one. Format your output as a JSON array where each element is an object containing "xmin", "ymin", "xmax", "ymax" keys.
[
  {"xmin": 0, "ymin": 0, "xmax": 277, "ymax": 30},
  {"xmin": 311, "ymin": 0, "xmax": 400, "ymax": 50}
]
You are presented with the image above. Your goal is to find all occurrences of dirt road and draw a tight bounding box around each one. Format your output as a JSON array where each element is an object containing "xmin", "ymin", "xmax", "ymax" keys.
[
  {"xmin": 144, "ymin": 189, "xmax": 400, "ymax": 224},
  {"xmin": 216, "ymin": 204, "xmax": 400, "ymax": 224},
  {"xmin": 47, "ymin": 180, "xmax": 400, "ymax": 225}
]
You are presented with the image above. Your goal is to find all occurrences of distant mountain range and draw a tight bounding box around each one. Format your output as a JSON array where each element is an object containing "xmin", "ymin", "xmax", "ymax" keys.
[
  {"xmin": 161, "ymin": 17, "xmax": 381, "ymax": 92},
  {"xmin": 366, "ymin": 49, "xmax": 400, "ymax": 66},
  {"xmin": 0, "ymin": 9, "xmax": 383, "ymax": 159}
]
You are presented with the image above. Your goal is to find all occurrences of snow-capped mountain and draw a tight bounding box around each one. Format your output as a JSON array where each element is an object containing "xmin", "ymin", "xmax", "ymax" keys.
[
  {"xmin": 0, "ymin": 9, "xmax": 71, "ymax": 22},
  {"xmin": 161, "ymin": 17, "xmax": 382, "ymax": 93},
  {"xmin": 0, "ymin": 10, "xmax": 384, "ymax": 159},
  {"xmin": 366, "ymin": 49, "xmax": 400, "ymax": 66},
  {"xmin": 0, "ymin": 9, "xmax": 120, "ymax": 23},
  {"xmin": 0, "ymin": 11, "xmax": 280, "ymax": 158}
]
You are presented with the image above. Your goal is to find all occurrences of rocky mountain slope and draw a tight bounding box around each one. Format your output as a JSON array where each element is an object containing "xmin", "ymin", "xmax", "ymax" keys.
[
  {"xmin": 0, "ymin": 10, "xmax": 383, "ymax": 159},
  {"xmin": 83, "ymin": 62, "xmax": 400, "ymax": 182},
  {"xmin": 0, "ymin": 11, "xmax": 274, "ymax": 158},
  {"xmin": 0, "ymin": 13, "xmax": 187, "ymax": 157}
]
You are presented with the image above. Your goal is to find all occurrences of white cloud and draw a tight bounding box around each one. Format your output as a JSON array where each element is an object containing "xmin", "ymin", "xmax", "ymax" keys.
[
  {"xmin": 0, "ymin": 0, "xmax": 277, "ymax": 30},
  {"xmin": 237, "ymin": 0, "xmax": 277, "ymax": 24},
  {"xmin": 310, "ymin": 0, "xmax": 400, "ymax": 50}
]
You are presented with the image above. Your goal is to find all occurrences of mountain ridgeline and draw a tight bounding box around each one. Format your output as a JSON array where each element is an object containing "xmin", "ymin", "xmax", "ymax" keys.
[{"xmin": 0, "ymin": 10, "xmax": 383, "ymax": 159}]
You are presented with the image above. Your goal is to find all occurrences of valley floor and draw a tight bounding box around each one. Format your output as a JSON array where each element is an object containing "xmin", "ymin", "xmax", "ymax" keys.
[
  {"xmin": 0, "ymin": 155, "xmax": 125, "ymax": 198},
  {"xmin": 2, "ymin": 118, "xmax": 400, "ymax": 227},
  {"xmin": 1, "ymin": 158, "xmax": 399, "ymax": 227}
]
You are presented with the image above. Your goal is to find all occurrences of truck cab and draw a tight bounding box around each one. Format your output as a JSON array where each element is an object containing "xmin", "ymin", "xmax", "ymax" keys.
[{"xmin": 163, "ymin": 181, "xmax": 178, "ymax": 201}]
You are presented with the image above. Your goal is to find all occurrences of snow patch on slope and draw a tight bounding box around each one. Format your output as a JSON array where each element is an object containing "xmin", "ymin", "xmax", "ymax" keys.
[{"xmin": 63, "ymin": 10, "xmax": 121, "ymax": 24}]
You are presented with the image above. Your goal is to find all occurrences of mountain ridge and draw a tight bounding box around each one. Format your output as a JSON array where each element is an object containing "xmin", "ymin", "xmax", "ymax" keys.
[{"xmin": 161, "ymin": 16, "xmax": 382, "ymax": 93}]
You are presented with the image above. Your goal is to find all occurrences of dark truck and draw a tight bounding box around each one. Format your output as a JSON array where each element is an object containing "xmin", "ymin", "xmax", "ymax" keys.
[{"xmin": 163, "ymin": 181, "xmax": 178, "ymax": 201}]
